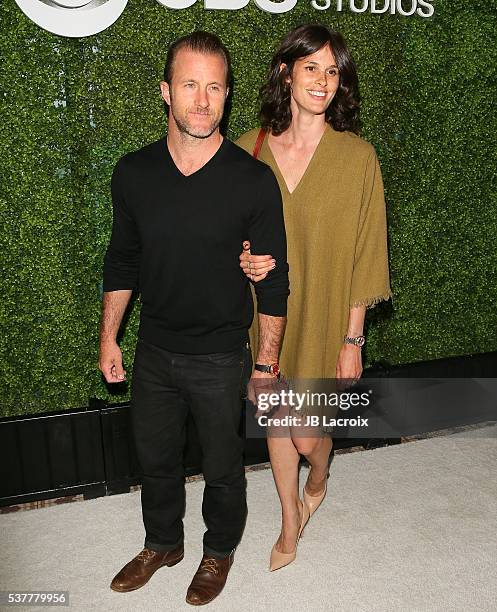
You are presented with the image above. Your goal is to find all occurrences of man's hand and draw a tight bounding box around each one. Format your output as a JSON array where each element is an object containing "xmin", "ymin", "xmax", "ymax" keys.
[
  {"xmin": 247, "ymin": 370, "xmax": 281, "ymax": 416},
  {"xmin": 239, "ymin": 240, "xmax": 275, "ymax": 282},
  {"xmin": 99, "ymin": 340, "xmax": 127, "ymax": 383},
  {"xmin": 99, "ymin": 290, "xmax": 132, "ymax": 383},
  {"xmin": 247, "ymin": 370, "xmax": 290, "ymax": 424}
]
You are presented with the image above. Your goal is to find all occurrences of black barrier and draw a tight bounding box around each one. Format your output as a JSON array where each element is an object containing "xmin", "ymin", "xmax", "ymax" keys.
[{"xmin": 2, "ymin": 352, "xmax": 496, "ymax": 507}]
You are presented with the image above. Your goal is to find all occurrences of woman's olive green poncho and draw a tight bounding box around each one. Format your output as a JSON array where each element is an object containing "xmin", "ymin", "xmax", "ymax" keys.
[{"xmin": 236, "ymin": 125, "xmax": 392, "ymax": 379}]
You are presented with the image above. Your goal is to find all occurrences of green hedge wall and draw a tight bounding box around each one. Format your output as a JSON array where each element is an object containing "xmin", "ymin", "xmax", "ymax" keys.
[{"xmin": 1, "ymin": 0, "xmax": 496, "ymax": 416}]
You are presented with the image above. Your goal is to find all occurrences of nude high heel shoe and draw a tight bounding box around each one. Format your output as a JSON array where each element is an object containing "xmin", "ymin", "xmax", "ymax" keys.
[
  {"xmin": 269, "ymin": 501, "xmax": 310, "ymax": 572},
  {"xmin": 303, "ymin": 475, "xmax": 328, "ymax": 518}
]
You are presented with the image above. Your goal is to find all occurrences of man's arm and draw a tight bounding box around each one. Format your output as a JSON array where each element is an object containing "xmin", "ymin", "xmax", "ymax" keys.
[
  {"xmin": 257, "ymin": 314, "xmax": 286, "ymax": 365},
  {"xmin": 99, "ymin": 158, "xmax": 141, "ymax": 383},
  {"xmin": 248, "ymin": 166, "xmax": 290, "ymax": 372},
  {"xmin": 99, "ymin": 290, "xmax": 132, "ymax": 382}
]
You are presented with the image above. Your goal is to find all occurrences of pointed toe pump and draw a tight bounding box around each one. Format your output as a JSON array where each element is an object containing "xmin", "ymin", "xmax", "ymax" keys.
[
  {"xmin": 303, "ymin": 477, "xmax": 328, "ymax": 518},
  {"xmin": 269, "ymin": 502, "xmax": 310, "ymax": 572}
]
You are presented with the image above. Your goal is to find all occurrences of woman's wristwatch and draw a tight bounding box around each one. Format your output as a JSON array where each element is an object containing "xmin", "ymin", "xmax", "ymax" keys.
[
  {"xmin": 254, "ymin": 362, "xmax": 281, "ymax": 379},
  {"xmin": 343, "ymin": 335, "xmax": 366, "ymax": 347}
]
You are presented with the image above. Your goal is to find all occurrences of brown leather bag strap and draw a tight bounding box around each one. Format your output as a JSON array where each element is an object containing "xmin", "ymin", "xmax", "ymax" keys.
[{"xmin": 252, "ymin": 128, "xmax": 267, "ymax": 159}]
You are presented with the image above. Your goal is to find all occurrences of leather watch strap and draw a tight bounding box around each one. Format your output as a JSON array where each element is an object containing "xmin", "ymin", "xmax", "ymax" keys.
[{"xmin": 254, "ymin": 362, "xmax": 280, "ymax": 378}]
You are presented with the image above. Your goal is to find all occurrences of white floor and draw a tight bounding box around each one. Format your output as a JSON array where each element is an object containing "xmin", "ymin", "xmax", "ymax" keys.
[{"xmin": 2, "ymin": 425, "xmax": 496, "ymax": 612}]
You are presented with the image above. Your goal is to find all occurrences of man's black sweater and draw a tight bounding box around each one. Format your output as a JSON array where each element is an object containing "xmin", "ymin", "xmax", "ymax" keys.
[{"xmin": 103, "ymin": 136, "xmax": 289, "ymax": 354}]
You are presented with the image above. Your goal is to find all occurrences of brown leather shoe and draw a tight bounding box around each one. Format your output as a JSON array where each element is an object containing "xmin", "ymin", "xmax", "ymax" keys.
[
  {"xmin": 110, "ymin": 544, "xmax": 184, "ymax": 592},
  {"xmin": 185, "ymin": 550, "xmax": 235, "ymax": 606}
]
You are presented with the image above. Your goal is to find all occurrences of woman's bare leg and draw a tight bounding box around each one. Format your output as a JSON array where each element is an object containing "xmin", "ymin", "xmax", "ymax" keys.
[
  {"xmin": 267, "ymin": 435, "xmax": 302, "ymax": 553},
  {"xmin": 302, "ymin": 434, "xmax": 333, "ymax": 495}
]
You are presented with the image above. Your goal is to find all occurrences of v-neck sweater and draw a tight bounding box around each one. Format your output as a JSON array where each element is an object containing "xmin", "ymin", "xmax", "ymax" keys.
[
  {"xmin": 103, "ymin": 136, "xmax": 289, "ymax": 354},
  {"xmin": 236, "ymin": 125, "xmax": 391, "ymax": 378}
]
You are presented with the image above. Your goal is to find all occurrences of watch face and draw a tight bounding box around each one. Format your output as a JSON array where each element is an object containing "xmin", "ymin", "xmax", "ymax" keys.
[
  {"xmin": 356, "ymin": 336, "xmax": 365, "ymax": 347},
  {"xmin": 270, "ymin": 363, "xmax": 280, "ymax": 376}
]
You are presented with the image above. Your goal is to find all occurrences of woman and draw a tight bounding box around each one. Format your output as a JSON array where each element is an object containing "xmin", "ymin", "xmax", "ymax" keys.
[{"xmin": 236, "ymin": 24, "xmax": 392, "ymax": 570}]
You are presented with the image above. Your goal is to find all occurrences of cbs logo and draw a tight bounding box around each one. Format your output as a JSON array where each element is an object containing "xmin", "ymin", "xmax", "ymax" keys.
[
  {"xmin": 14, "ymin": 0, "xmax": 299, "ymax": 38},
  {"xmin": 14, "ymin": 0, "xmax": 129, "ymax": 38}
]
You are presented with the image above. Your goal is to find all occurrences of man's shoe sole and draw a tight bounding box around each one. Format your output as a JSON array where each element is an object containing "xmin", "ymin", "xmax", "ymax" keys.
[
  {"xmin": 110, "ymin": 551, "xmax": 184, "ymax": 593},
  {"xmin": 185, "ymin": 569, "xmax": 231, "ymax": 605},
  {"xmin": 186, "ymin": 590, "xmax": 224, "ymax": 606}
]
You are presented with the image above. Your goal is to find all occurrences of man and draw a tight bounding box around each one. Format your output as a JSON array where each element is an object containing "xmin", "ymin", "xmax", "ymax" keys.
[{"xmin": 99, "ymin": 32, "xmax": 289, "ymax": 606}]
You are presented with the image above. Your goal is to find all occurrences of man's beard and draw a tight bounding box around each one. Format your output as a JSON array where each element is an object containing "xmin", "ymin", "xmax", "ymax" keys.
[{"xmin": 171, "ymin": 106, "xmax": 222, "ymax": 139}]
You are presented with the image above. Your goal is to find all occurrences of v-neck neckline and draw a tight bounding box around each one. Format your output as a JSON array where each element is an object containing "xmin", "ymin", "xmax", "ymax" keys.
[
  {"xmin": 264, "ymin": 126, "xmax": 330, "ymax": 196},
  {"xmin": 164, "ymin": 135, "xmax": 227, "ymax": 179}
]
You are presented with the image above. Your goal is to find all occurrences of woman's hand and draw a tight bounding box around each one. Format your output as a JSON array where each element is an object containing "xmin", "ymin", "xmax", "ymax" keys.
[
  {"xmin": 239, "ymin": 240, "xmax": 275, "ymax": 282},
  {"xmin": 336, "ymin": 344, "xmax": 363, "ymax": 389}
]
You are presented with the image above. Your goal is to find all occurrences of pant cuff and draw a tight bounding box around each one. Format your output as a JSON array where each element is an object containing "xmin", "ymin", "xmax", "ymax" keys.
[
  {"xmin": 145, "ymin": 536, "xmax": 183, "ymax": 553},
  {"xmin": 203, "ymin": 544, "xmax": 236, "ymax": 559}
]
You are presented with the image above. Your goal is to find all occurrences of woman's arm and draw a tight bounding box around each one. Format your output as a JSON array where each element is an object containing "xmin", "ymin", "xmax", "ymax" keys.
[
  {"xmin": 239, "ymin": 240, "xmax": 275, "ymax": 281},
  {"xmin": 336, "ymin": 305, "xmax": 366, "ymax": 381}
]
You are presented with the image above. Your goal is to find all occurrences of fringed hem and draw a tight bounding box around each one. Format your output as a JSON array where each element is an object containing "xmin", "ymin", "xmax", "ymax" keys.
[{"xmin": 350, "ymin": 290, "xmax": 393, "ymax": 309}]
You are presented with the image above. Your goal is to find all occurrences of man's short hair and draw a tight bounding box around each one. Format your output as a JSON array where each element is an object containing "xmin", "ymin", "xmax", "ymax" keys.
[{"xmin": 163, "ymin": 31, "xmax": 232, "ymax": 86}]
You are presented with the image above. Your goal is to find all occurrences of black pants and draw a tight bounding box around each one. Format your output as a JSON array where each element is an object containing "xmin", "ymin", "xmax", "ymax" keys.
[{"xmin": 130, "ymin": 338, "xmax": 252, "ymax": 559}]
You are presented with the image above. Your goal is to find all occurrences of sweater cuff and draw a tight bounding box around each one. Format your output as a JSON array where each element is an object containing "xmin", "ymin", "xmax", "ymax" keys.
[
  {"xmin": 102, "ymin": 282, "xmax": 137, "ymax": 292},
  {"xmin": 256, "ymin": 296, "xmax": 288, "ymax": 317}
]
